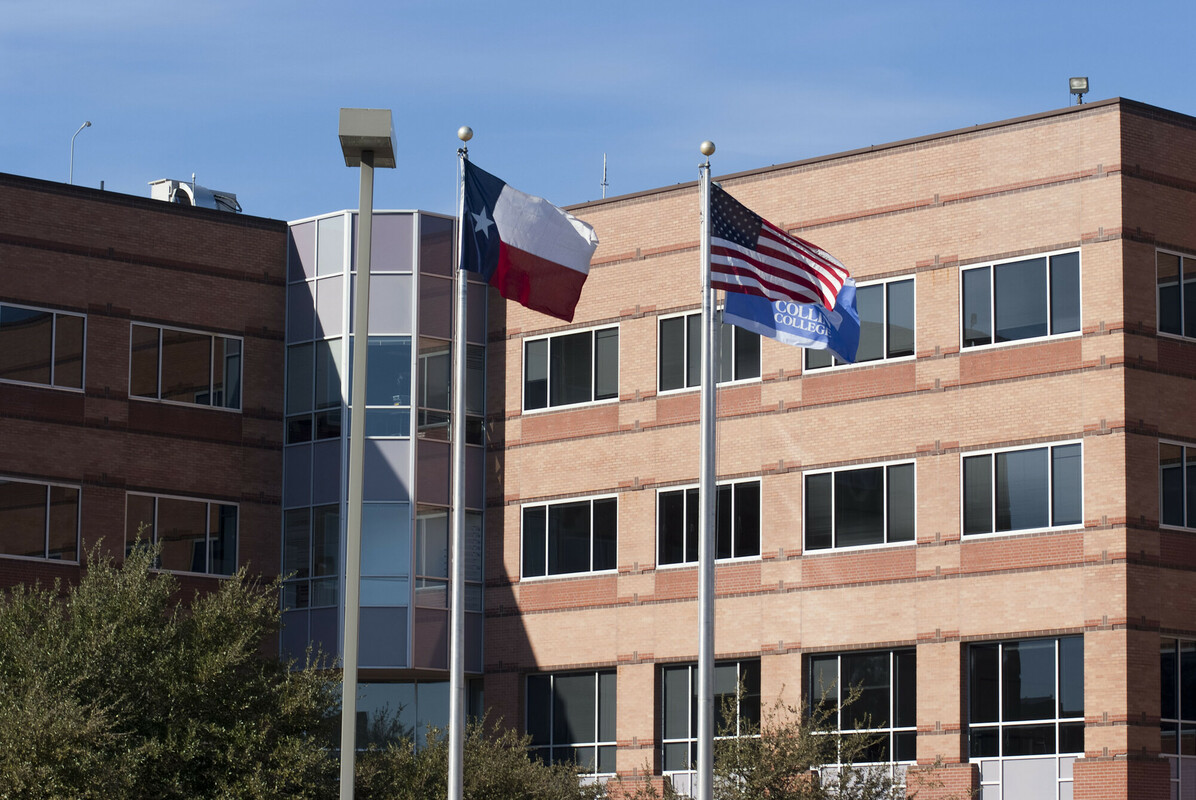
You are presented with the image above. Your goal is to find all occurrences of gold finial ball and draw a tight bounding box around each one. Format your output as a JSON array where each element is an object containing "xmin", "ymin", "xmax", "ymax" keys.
[
  {"xmin": 458, "ymin": 126, "xmax": 474, "ymax": 143},
  {"xmin": 700, "ymin": 140, "xmax": 716, "ymax": 156}
]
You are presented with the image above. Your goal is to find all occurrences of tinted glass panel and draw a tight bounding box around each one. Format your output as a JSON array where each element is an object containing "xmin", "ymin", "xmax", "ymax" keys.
[
  {"xmin": 1058, "ymin": 636, "xmax": 1084, "ymax": 718},
  {"xmin": 660, "ymin": 317, "xmax": 685, "ymax": 391},
  {"xmin": 1050, "ymin": 252, "xmax": 1081, "ymax": 334},
  {"xmin": 716, "ymin": 484, "xmax": 732, "ymax": 559},
  {"xmin": 553, "ymin": 673, "xmax": 596, "ymax": 744},
  {"xmin": 685, "ymin": 489, "xmax": 699, "ymax": 564},
  {"xmin": 1003, "ymin": 640, "xmax": 1055, "ymax": 721},
  {"xmin": 0, "ymin": 306, "xmax": 52, "ymax": 385},
  {"xmin": 1003, "ymin": 723, "xmax": 1055, "ymax": 756},
  {"xmin": 47, "ymin": 485, "xmax": 78, "ymax": 560},
  {"xmin": 126, "ymin": 494, "xmax": 154, "ymax": 544},
  {"xmin": 156, "ymin": 498, "xmax": 207, "ymax": 573},
  {"xmin": 314, "ymin": 339, "xmax": 342, "ymax": 410},
  {"xmin": 524, "ymin": 338, "xmax": 548, "ymax": 410},
  {"xmin": 0, "ymin": 481, "xmax": 47, "ymax": 558},
  {"xmin": 842, "ymin": 651, "xmax": 889, "ymax": 728},
  {"xmin": 1159, "ymin": 252, "xmax": 1182, "ymax": 335},
  {"xmin": 1185, "ymin": 257, "xmax": 1196, "ymax": 339},
  {"xmin": 659, "ymin": 491, "xmax": 685, "ymax": 564},
  {"xmin": 835, "ymin": 467, "xmax": 884, "ymax": 547},
  {"xmin": 734, "ymin": 326, "xmax": 760, "ymax": 381},
  {"xmin": 687, "ymin": 314, "xmax": 701, "ymax": 387},
  {"xmin": 592, "ymin": 498, "xmax": 617, "ymax": 571},
  {"xmin": 209, "ymin": 504, "xmax": 237, "ymax": 575},
  {"xmin": 1161, "ymin": 445, "xmax": 1185, "ymax": 527},
  {"xmin": 1184, "ymin": 641, "xmax": 1196, "ymax": 722},
  {"xmin": 283, "ymin": 508, "xmax": 311, "ymax": 579},
  {"xmin": 160, "ymin": 330, "xmax": 211, "ymax": 404},
  {"xmin": 855, "ymin": 284, "xmax": 884, "ymax": 362},
  {"xmin": 994, "ymin": 258, "xmax": 1047, "ymax": 342},
  {"xmin": 963, "ymin": 455, "xmax": 992, "ymax": 535},
  {"xmin": 895, "ymin": 650, "xmax": 916, "ymax": 727},
  {"xmin": 522, "ymin": 506, "xmax": 547, "ymax": 578},
  {"xmin": 54, "ymin": 314, "xmax": 84, "ymax": 388},
  {"xmin": 663, "ymin": 666, "xmax": 691, "ymax": 740},
  {"xmin": 809, "ymin": 655, "xmax": 839, "ymax": 714},
  {"xmin": 598, "ymin": 671, "xmax": 616, "ymax": 741},
  {"xmin": 887, "ymin": 280, "xmax": 915, "ymax": 358},
  {"xmin": 996, "ymin": 448, "xmax": 1049, "ymax": 532},
  {"xmin": 1051, "ymin": 444, "xmax": 1082, "ymax": 526},
  {"xmin": 361, "ymin": 503, "xmax": 410, "ymax": 576},
  {"xmin": 805, "ymin": 473, "xmax": 833, "ymax": 550},
  {"xmin": 366, "ymin": 337, "xmax": 412, "ymax": 406},
  {"xmin": 550, "ymin": 332, "xmax": 592, "ymax": 407},
  {"xmin": 1162, "ymin": 639, "xmax": 1178, "ymax": 720},
  {"xmin": 806, "ymin": 347, "xmax": 835, "ymax": 370},
  {"xmin": 962, "ymin": 267, "xmax": 992, "ymax": 347},
  {"xmin": 130, "ymin": 324, "xmax": 160, "ymax": 398},
  {"xmin": 734, "ymin": 482, "xmax": 760, "ymax": 557},
  {"xmin": 286, "ymin": 344, "xmax": 313, "ymax": 415},
  {"xmin": 312, "ymin": 504, "xmax": 340, "ymax": 577},
  {"xmin": 887, "ymin": 463, "xmax": 915, "ymax": 542},
  {"xmin": 970, "ymin": 644, "xmax": 999, "ymax": 723},
  {"xmin": 594, "ymin": 328, "xmax": 618, "ymax": 400},
  {"xmin": 415, "ymin": 513, "xmax": 448, "ymax": 579},
  {"xmin": 527, "ymin": 675, "xmax": 552, "ymax": 745},
  {"xmin": 548, "ymin": 501, "xmax": 591, "ymax": 575}
]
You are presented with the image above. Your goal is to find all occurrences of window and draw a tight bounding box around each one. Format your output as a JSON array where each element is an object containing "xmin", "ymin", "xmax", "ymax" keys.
[
  {"xmin": 286, "ymin": 338, "xmax": 343, "ymax": 443},
  {"xmin": 522, "ymin": 496, "xmax": 617, "ymax": 578},
  {"xmin": 523, "ymin": 326, "xmax": 618, "ymax": 411},
  {"xmin": 804, "ymin": 462, "xmax": 915, "ymax": 550},
  {"xmin": 282, "ymin": 504, "xmax": 340, "ymax": 608},
  {"xmin": 413, "ymin": 508, "xmax": 483, "ymax": 612},
  {"xmin": 131, "ymin": 323, "xmax": 242, "ymax": 409},
  {"xmin": 126, "ymin": 493, "xmax": 237, "ymax": 575},
  {"xmin": 1157, "ymin": 250, "xmax": 1196, "ymax": 338},
  {"xmin": 1160, "ymin": 442, "xmax": 1196, "ymax": 529},
  {"xmin": 0, "ymin": 302, "xmax": 84, "ymax": 389},
  {"xmin": 416, "ymin": 338, "xmax": 485, "ymax": 444},
  {"xmin": 962, "ymin": 443, "xmax": 1081, "ymax": 536},
  {"xmin": 659, "ymin": 312, "xmax": 760, "ymax": 391},
  {"xmin": 658, "ymin": 480, "xmax": 760, "ymax": 565},
  {"xmin": 355, "ymin": 679, "xmax": 483, "ymax": 749},
  {"xmin": 808, "ymin": 649, "xmax": 916, "ymax": 764},
  {"xmin": 969, "ymin": 637, "xmax": 1083, "ymax": 800},
  {"xmin": 962, "ymin": 251, "xmax": 1080, "ymax": 348},
  {"xmin": 0, "ymin": 478, "xmax": 79, "ymax": 561},
  {"xmin": 662, "ymin": 659, "xmax": 760, "ymax": 775},
  {"xmin": 360, "ymin": 335, "xmax": 412, "ymax": 437},
  {"xmin": 806, "ymin": 278, "xmax": 914, "ymax": 369},
  {"xmin": 527, "ymin": 670, "xmax": 616, "ymax": 774},
  {"xmin": 1160, "ymin": 638, "xmax": 1196, "ymax": 798}
]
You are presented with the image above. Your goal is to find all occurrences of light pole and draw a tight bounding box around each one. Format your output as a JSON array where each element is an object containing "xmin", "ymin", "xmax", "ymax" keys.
[
  {"xmin": 69, "ymin": 121, "xmax": 91, "ymax": 185},
  {"xmin": 337, "ymin": 107, "xmax": 396, "ymax": 800}
]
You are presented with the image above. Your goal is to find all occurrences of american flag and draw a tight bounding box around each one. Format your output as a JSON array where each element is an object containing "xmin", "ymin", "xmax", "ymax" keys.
[{"xmin": 709, "ymin": 184, "xmax": 849, "ymax": 310}]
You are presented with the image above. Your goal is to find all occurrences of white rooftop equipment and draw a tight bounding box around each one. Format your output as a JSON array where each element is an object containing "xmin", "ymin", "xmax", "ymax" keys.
[{"xmin": 148, "ymin": 177, "xmax": 241, "ymax": 213}]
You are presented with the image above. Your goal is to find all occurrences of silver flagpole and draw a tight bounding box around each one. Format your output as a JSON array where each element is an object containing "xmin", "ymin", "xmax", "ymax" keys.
[
  {"xmin": 448, "ymin": 125, "xmax": 473, "ymax": 800},
  {"xmin": 696, "ymin": 140, "xmax": 717, "ymax": 800}
]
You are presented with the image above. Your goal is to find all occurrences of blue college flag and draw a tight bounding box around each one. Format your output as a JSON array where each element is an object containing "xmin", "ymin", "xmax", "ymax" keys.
[{"xmin": 722, "ymin": 278, "xmax": 861, "ymax": 363}]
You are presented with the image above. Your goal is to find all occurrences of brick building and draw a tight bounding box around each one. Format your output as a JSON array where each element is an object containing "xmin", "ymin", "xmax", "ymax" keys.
[
  {"xmin": 482, "ymin": 98, "xmax": 1196, "ymax": 799},
  {"xmin": 0, "ymin": 173, "xmax": 288, "ymax": 595}
]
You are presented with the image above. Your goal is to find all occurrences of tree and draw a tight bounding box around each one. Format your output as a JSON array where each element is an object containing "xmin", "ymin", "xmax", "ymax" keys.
[{"xmin": 0, "ymin": 544, "xmax": 338, "ymax": 800}]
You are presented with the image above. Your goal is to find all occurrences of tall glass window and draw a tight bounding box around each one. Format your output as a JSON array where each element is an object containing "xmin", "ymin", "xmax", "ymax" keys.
[
  {"xmin": 962, "ymin": 252, "xmax": 1080, "ymax": 348},
  {"xmin": 662, "ymin": 659, "xmax": 760, "ymax": 777},
  {"xmin": 1160, "ymin": 442, "xmax": 1196, "ymax": 530},
  {"xmin": 526, "ymin": 670, "xmax": 616, "ymax": 774},
  {"xmin": 808, "ymin": 649, "xmax": 917, "ymax": 765},
  {"xmin": 1158, "ymin": 250, "xmax": 1196, "ymax": 339}
]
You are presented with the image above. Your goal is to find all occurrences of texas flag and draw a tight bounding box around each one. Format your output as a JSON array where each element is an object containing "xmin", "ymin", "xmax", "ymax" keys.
[{"xmin": 461, "ymin": 161, "xmax": 599, "ymax": 322}]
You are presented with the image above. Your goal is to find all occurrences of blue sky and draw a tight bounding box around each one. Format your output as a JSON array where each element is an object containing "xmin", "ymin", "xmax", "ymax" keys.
[{"xmin": 4, "ymin": 0, "xmax": 1195, "ymax": 222}]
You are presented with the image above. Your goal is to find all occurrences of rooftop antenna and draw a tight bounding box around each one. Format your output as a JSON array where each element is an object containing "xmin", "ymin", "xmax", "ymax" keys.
[
  {"xmin": 601, "ymin": 153, "xmax": 608, "ymax": 199},
  {"xmin": 1069, "ymin": 77, "xmax": 1088, "ymax": 105},
  {"xmin": 69, "ymin": 121, "xmax": 91, "ymax": 185}
]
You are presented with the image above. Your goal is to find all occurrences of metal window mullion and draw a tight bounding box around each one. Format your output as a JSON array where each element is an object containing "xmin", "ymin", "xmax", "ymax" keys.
[
  {"xmin": 588, "ymin": 330, "xmax": 596, "ymax": 403},
  {"xmin": 882, "ymin": 466, "xmax": 890, "ymax": 544},
  {"xmin": 990, "ymin": 454, "xmax": 997, "ymax": 534},
  {"xmin": 42, "ymin": 484, "xmax": 51, "ymax": 558},
  {"xmin": 48, "ymin": 313, "xmax": 58, "ymax": 387},
  {"xmin": 882, "ymin": 282, "xmax": 891, "ymax": 361},
  {"xmin": 587, "ymin": 500, "xmax": 594, "ymax": 573},
  {"xmin": 830, "ymin": 470, "xmax": 837, "ymax": 549}
]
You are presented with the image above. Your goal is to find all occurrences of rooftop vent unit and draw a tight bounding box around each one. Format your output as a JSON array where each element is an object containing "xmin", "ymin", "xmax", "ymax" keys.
[{"xmin": 148, "ymin": 178, "xmax": 242, "ymax": 213}]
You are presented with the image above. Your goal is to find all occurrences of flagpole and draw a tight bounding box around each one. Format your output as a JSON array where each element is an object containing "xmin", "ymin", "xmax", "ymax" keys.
[
  {"xmin": 448, "ymin": 125, "xmax": 473, "ymax": 800},
  {"xmin": 696, "ymin": 140, "xmax": 717, "ymax": 800}
]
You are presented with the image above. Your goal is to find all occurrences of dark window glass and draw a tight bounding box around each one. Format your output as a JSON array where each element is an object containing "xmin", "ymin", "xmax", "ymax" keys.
[
  {"xmin": 553, "ymin": 673, "xmax": 596, "ymax": 747},
  {"xmin": 550, "ymin": 332, "xmax": 592, "ymax": 407},
  {"xmin": 716, "ymin": 484, "xmax": 733, "ymax": 559},
  {"xmin": 126, "ymin": 494, "xmax": 155, "ymax": 544},
  {"xmin": 855, "ymin": 284, "xmax": 884, "ymax": 363},
  {"xmin": 842, "ymin": 651, "xmax": 890, "ymax": 728},
  {"xmin": 1185, "ymin": 257, "xmax": 1196, "ymax": 339},
  {"xmin": 548, "ymin": 501, "xmax": 591, "ymax": 576},
  {"xmin": 963, "ymin": 455, "xmax": 993, "ymax": 535},
  {"xmin": 887, "ymin": 464, "xmax": 915, "ymax": 542},
  {"xmin": 524, "ymin": 338, "xmax": 548, "ymax": 410},
  {"xmin": 160, "ymin": 330, "xmax": 212, "ymax": 404},
  {"xmin": 1003, "ymin": 640, "xmax": 1055, "ymax": 721},
  {"xmin": 54, "ymin": 314, "xmax": 84, "ymax": 389},
  {"xmin": 1159, "ymin": 252, "xmax": 1182, "ymax": 336},
  {"xmin": 970, "ymin": 644, "xmax": 1000, "ymax": 723},
  {"xmin": 283, "ymin": 508, "xmax": 312, "ymax": 580},
  {"xmin": 209, "ymin": 504, "xmax": 237, "ymax": 576},
  {"xmin": 663, "ymin": 665, "xmax": 691, "ymax": 741},
  {"xmin": 592, "ymin": 498, "xmax": 617, "ymax": 571},
  {"xmin": 1050, "ymin": 252, "xmax": 1081, "ymax": 334},
  {"xmin": 1051, "ymin": 444, "xmax": 1082, "ymax": 526},
  {"xmin": 1059, "ymin": 722, "xmax": 1084, "ymax": 754},
  {"xmin": 686, "ymin": 314, "xmax": 701, "ymax": 388},
  {"xmin": 732, "ymin": 322, "xmax": 760, "ymax": 381},
  {"xmin": 130, "ymin": 324, "xmax": 160, "ymax": 398},
  {"xmin": 895, "ymin": 650, "xmax": 916, "ymax": 728},
  {"xmin": 1184, "ymin": 641, "xmax": 1196, "ymax": 722},
  {"xmin": 806, "ymin": 347, "xmax": 834, "ymax": 370},
  {"xmin": 215, "ymin": 337, "xmax": 241, "ymax": 409},
  {"xmin": 1161, "ymin": 444, "xmax": 1184, "ymax": 527},
  {"xmin": 1058, "ymin": 636, "xmax": 1084, "ymax": 718},
  {"xmin": 969, "ymin": 727, "xmax": 999, "ymax": 758},
  {"xmin": 1162, "ymin": 638, "xmax": 1178, "ymax": 720},
  {"xmin": 659, "ymin": 316, "xmax": 685, "ymax": 391},
  {"xmin": 314, "ymin": 339, "xmax": 342, "ymax": 410},
  {"xmin": 365, "ymin": 337, "xmax": 411, "ymax": 407},
  {"xmin": 1003, "ymin": 723, "xmax": 1055, "ymax": 756},
  {"xmin": 312, "ymin": 504, "xmax": 340, "ymax": 578},
  {"xmin": 685, "ymin": 489, "xmax": 699, "ymax": 564},
  {"xmin": 995, "ymin": 448, "xmax": 1049, "ymax": 532},
  {"xmin": 286, "ymin": 344, "xmax": 314, "ymax": 415},
  {"xmin": 962, "ymin": 267, "xmax": 992, "ymax": 347},
  {"xmin": 598, "ymin": 671, "xmax": 617, "ymax": 742},
  {"xmin": 887, "ymin": 280, "xmax": 915, "ymax": 358},
  {"xmin": 594, "ymin": 328, "xmax": 618, "ymax": 400},
  {"xmin": 0, "ymin": 480, "xmax": 47, "ymax": 558},
  {"xmin": 0, "ymin": 306, "xmax": 52, "ymax": 385},
  {"xmin": 994, "ymin": 258, "xmax": 1048, "ymax": 342},
  {"xmin": 47, "ymin": 485, "xmax": 79, "ymax": 561},
  {"xmin": 733, "ymin": 482, "xmax": 760, "ymax": 558},
  {"xmin": 659, "ymin": 490, "xmax": 686, "ymax": 565},
  {"xmin": 156, "ymin": 497, "xmax": 207, "ymax": 573},
  {"xmin": 804, "ymin": 473, "xmax": 833, "ymax": 550},
  {"xmin": 527, "ymin": 675, "xmax": 552, "ymax": 745},
  {"xmin": 834, "ymin": 467, "xmax": 884, "ymax": 547},
  {"xmin": 808, "ymin": 655, "xmax": 839, "ymax": 716}
]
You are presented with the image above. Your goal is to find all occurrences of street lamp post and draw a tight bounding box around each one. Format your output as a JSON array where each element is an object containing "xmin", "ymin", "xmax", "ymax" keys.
[
  {"xmin": 337, "ymin": 107, "xmax": 396, "ymax": 800},
  {"xmin": 69, "ymin": 121, "xmax": 91, "ymax": 185}
]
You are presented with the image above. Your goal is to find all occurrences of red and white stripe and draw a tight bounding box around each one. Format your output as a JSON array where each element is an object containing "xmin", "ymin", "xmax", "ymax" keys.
[{"xmin": 712, "ymin": 220, "xmax": 848, "ymax": 310}]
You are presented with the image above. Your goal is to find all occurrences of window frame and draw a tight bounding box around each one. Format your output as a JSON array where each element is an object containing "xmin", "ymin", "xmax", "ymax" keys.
[
  {"xmin": 0, "ymin": 476, "xmax": 81, "ymax": 563},
  {"xmin": 807, "ymin": 648, "xmax": 917, "ymax": 766},
  {"xmin": 1156, "ymin": 248, "xmax": 1196, "ymax": 340},
  {"xmin": 525, "ymin": 669, "xmax": 617, "ymax": 776},
  {"xmin": 129, "ymin": 322, "xmax": 243, "ymax": 412},
  {"xmin": 661, "ymin": 658, "xmax": 761, "ymax": 778},
  {"xmin": 1160, "ymin": 636, "xmax": 1196, "ymax": 798},
  {"xmin": 520, "ymin": 494, "xmax": 618, "ymax": 580},
  {"xmin": 657, "ymin": 310, "xmax": 761, "ymax": 393},
  {"xmin": 0, "ymin": 301, "xmax": 86, "ymax": 391},
  {"xmin": 959, "ymin": 249, "xmax": 1082, "ymax": 351},
  {"xmin": 804, "ymin": 276, "xmax": 916, "ymax": 371},
  {"xmin": 803, "ymin": 459, "xmax": 917, "ymax": 552},
  {"xmin": 960, "ymin": 440, "xmax": 1083, "ymax": 538},
  {"xmin": 656, "ymin": 478, "xmax": 762, "ymax": 568},
  {"xmin": 521, "ymin": 323, "xmax": 619, "ymax": 413},
  {"xmin": 125, "ymin": 491, "xmax": 239, "ymax": 577}
]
